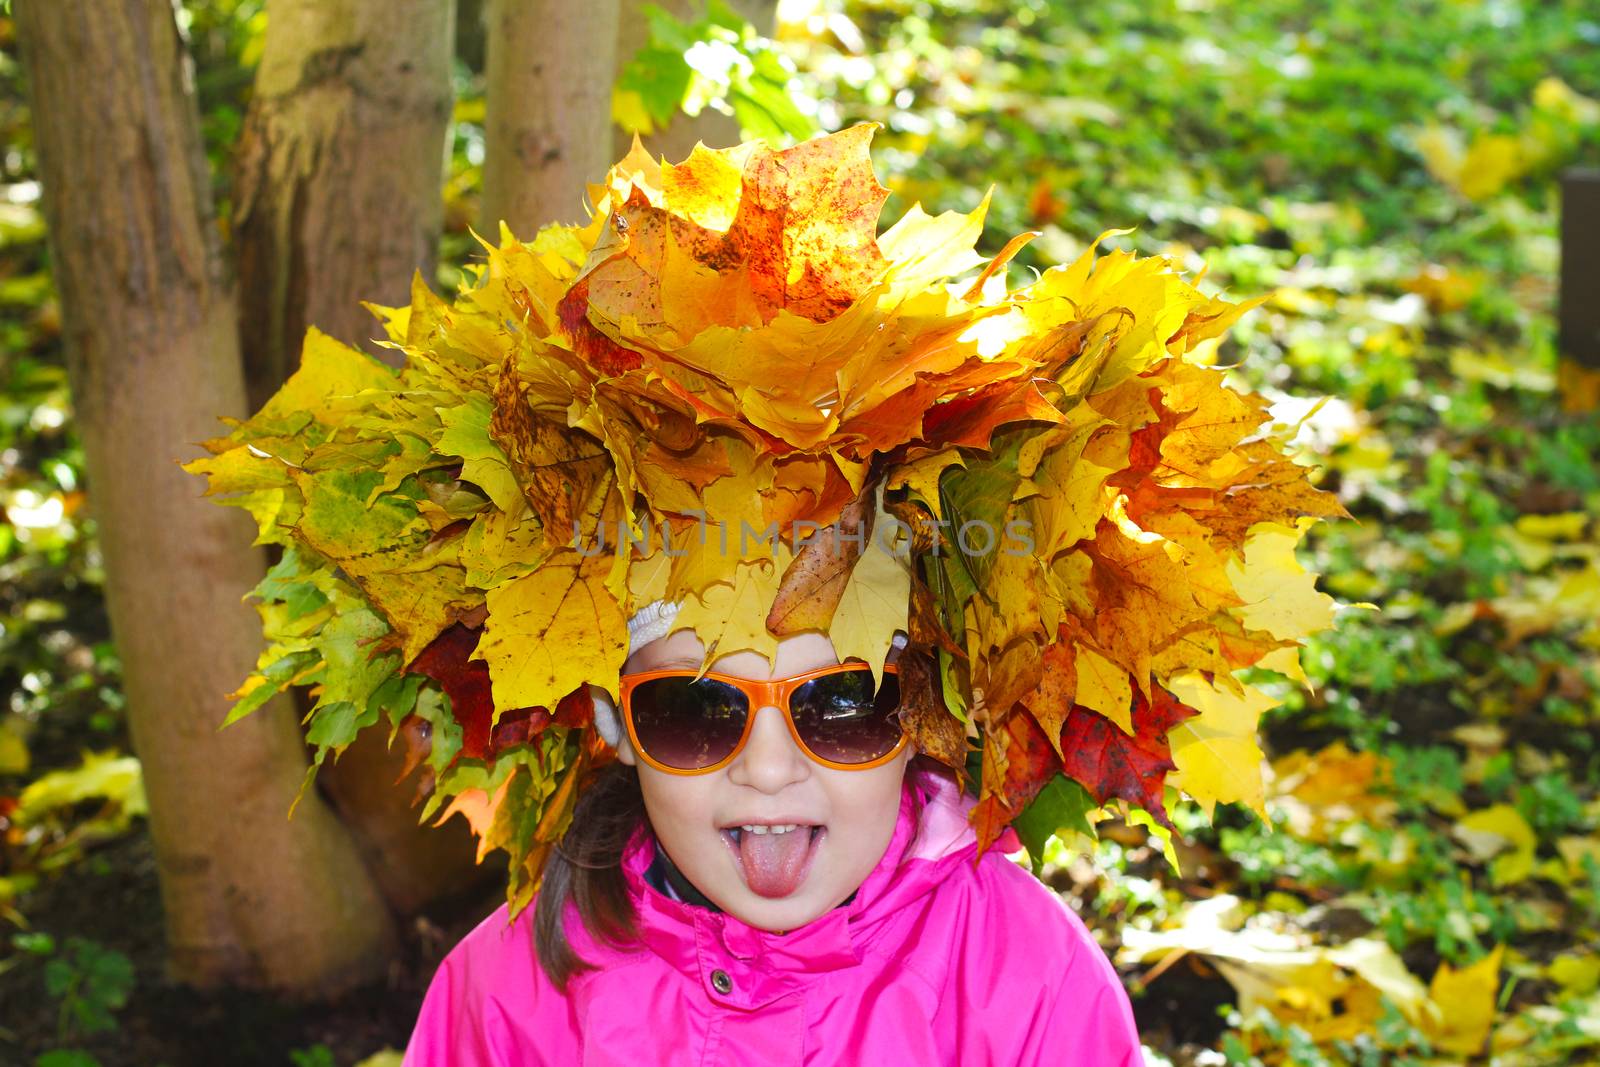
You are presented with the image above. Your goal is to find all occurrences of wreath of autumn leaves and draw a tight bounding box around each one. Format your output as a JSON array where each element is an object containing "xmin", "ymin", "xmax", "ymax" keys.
[{"xmin": 185, "ymin": 124, "xmax": 1347, "ymax": 910}]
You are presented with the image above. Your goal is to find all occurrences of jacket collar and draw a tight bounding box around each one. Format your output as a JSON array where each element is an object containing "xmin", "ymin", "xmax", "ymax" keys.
[
  {"xmin": 611, "ymin": 764, "xmax": 1005, "ymax": 1009},
  {"xmin": 644, "ymin": 839, "xmax": 724, "ymax": 911}
]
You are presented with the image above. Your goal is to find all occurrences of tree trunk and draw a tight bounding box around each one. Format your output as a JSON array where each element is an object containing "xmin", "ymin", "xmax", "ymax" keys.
[
  {"xmin": 1558, "ymin": 171, "xmax": 1600, "ymax": 412},
  {"xmin": 232, "ymin": 0, "xmax": 457, "ymax": 413},
  {"xmin": 319, "ymin": 722, "xmax": 494, "ymax": 918},
  {"xmin": 15, "ymin": 0, "xmax": 398, "ymax": 994},
  {"xmin": 232, "ymin": 0, "xmax": 489, "ymax": 917},
  {"xmin": 479, "ymin": 0, "xmax": 622, "ymax": 238},
  {"xmin": 611, "ymin": 0, "xmax": 778, "ymax": 165}
]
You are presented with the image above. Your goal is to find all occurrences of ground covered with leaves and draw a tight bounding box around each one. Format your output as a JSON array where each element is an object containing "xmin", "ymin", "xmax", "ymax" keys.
[{"xmin": 2, "ymin": 0, "xmax": 1599, "ymax": 1064}]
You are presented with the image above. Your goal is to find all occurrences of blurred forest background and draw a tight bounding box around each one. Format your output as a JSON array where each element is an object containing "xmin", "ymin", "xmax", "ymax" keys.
[{"xmin": 1, "ymin": 0, "xmax": 1598, "ymax": 1064}]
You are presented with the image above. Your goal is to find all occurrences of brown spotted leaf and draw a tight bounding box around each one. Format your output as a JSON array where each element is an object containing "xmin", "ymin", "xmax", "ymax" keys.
[
  {"xmin": 490, "ymin": 356, "xmax": 613, "ymax": 546},
  {"xmin": 727, "ymin": 124, "xmax": 889, "ymax": 322},
  {"xmin": 766, "ymin": 483, "xmax": 875, "ymax": 635},
  {"xmin": 896, "ymin": 646, "xmax": 969, "ymax": 775}
]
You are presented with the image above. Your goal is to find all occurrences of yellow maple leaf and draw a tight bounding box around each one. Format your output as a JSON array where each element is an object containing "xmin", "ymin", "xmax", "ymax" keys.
[
  {"xmin": 263, "ymin": 327, "xmax": 399, "ymax": 424},
  {"xmin": 1074, "ymin": 645, "xmax": 1133, "ymax": 735},
  {"xmin": 674, "ymin": 545, "xmax": 791, "ymax": 671},
  {"xmin": 1548, "ymin": 953, "xmax": 1600, "ymax": 996},
  {"xmin": 1023, "ymin": 414, "xmax": 1117, "ymax": 561},
  {"xmin": 1416, "ymin": 124, "xmax": 1527, "ymax": 201},
  {"xmin": 475, "ymin": 550, "xmax": 628, "ymax": 716},
  {"xmin": 826, "ymin": 504, "xmax": 914, "ymax": 690},
  {"xmin": 1166, "ymin": 673, "xmax": 1275, "ymax": 820},
  {"xmin": 876, "ymin": 187, "xmax": 993, "ymax": 296},
  {"xmin": 1423, "ymin": 944, "xmax": 1504, "ymax": 1055},
  {"xmin": 1454, "ymin": 804, "xmax": 1538, "ymax": 887},
  {"xmin": 1225, "ymin": 518, "xmax": 1337, "ymax": 641},
  {"xmin": 1024, "ymin": 233, "xmax": 1206, "ymax": 394},
  {"xmin": 1256, "ymin": 644, "xmax": 1310, "ymax": 688},
  {"xmin": 884, "ymin": 450, "xmax": 967, "ymax": 521}
]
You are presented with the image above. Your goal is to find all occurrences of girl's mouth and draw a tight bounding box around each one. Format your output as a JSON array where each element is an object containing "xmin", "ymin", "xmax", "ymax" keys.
[{"xmin": 719, "ymin": 824, "xmax": 825, "ymax": 898}]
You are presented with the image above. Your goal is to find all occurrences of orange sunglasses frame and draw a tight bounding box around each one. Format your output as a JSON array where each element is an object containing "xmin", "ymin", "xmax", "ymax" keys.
[{"xmin": 618, "ymin": 662, "xmax": 907, "ymax": 775}]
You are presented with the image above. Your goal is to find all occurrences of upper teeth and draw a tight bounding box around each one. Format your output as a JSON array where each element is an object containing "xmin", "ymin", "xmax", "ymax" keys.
[{"xmin": 740, "ymin": 824, "xmax": 799, "ymax": 835}]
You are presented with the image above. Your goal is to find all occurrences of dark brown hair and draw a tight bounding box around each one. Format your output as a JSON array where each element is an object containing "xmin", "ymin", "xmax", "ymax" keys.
[{"xmin": 533, "ymin": 761, "xmax": 648, "ymax": 989}]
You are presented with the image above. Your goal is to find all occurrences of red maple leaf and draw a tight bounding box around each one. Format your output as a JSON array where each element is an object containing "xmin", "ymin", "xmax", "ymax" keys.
[
  {"xmin": 556, "ymin": 279, "xmax": 644, "ymax": 377},
  {"xmin": 407, "ymin": 623, "xmax": 498, "ymax": 760},
  {"xmin": 406, "ymin": 623, "xmax": 592, "ymax": 763},
  {"xmin": 1106, "ymin": 386, "xmax": 1179, "ymax": 491},
  {"xmin": 1058, "ymin": 684, "xmax": 1197, "ymax": 829},
  {"xmin": 919, "ymin": 377, "xmax": 1064, "ymax": 451}
]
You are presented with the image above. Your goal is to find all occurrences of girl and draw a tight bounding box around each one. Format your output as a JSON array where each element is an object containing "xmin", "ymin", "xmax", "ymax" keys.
[
  {"xmin": 401, "ymin": 604, "xmax": 1146, "ymax": 1065},
  {"xmin": 191, "ymin": 123, "xmax": 1338, "ymax": 1067}
]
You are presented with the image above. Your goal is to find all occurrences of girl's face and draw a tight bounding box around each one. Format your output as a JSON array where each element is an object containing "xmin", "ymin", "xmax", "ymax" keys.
[{"xmin": 616, "ymin": 628, "xmax": 911, "ymax": 933}]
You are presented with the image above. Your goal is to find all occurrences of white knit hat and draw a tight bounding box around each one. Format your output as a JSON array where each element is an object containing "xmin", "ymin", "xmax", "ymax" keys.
[
  {"xmin": 589, "ymin": 601, "xmax": 907, "ymax": 749},
  {"xmin": 624, "ymin": 598, "xmax": 683, "ymax": 652},
  {"xmin": 590, "ymin": 599, "xmax": 682, "ymax": 746}
]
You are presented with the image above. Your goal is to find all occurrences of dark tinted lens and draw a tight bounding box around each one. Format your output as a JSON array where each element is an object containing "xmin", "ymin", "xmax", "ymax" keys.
[
  {"xmin": 628, "ymin": 676, "xmax": 749, "ymax": 769},
  {"xmin": 790, "ymin": 668, "xmax": 903, "ymax": 764}
]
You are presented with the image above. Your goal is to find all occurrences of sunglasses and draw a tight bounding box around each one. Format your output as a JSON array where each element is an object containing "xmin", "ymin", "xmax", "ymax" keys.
[{"xmin": 618, "ymin": 662, "xmax": 907, "ymax": 774}]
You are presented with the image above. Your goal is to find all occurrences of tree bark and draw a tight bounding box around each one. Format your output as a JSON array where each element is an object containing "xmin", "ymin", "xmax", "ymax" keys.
[
  {"xmin": 479, "ymin": 0, "xmax": 622, "ymax": 238},
  {"xmin": 232, "ymin": 0, "xmax": 489, "ymax": 917},
  {"xmin": 15, "ymin": 0, "xmax": 398, "ymax": 994},
  {"xmin": 1558, "ymin": 171, "xmax": 1600, "ymax": 412},
  {"xmin": 612, "ymin": 0, "xmax": 779, "ymax": 165},
  {"xmin": 319, "ymin": 721, "xmax": 494, "ymax": 918},
  {"xmin": 231, "ymin": 0, "xmax": 457, "ymax": 413}
]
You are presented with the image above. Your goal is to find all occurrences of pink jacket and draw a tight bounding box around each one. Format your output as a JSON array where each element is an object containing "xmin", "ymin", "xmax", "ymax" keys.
[{"xmin": 403, "ymin": 769, "xmax": 1144, "ymax": 1066}]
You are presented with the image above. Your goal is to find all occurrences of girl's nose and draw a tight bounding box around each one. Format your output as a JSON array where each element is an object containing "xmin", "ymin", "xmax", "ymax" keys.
[{"xmin": 726, "ymin": 704, "xmax": 810, "ymax": 793}]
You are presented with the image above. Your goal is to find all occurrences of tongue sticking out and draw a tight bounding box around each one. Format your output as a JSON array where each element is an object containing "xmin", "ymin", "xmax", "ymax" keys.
[{"xmin": 737, "ymin": 828, "xmax": 814, "ymax": 898}]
